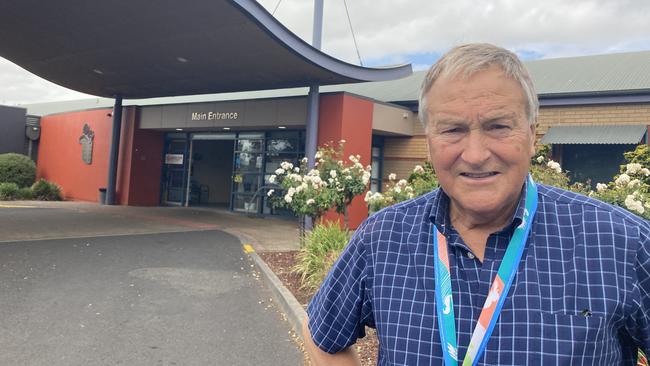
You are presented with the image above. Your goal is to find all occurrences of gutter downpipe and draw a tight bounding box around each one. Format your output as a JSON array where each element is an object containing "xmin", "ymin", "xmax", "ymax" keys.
[
  {"xmin": 304, "ymin": 0, "xmax": 324, "ymax": 230},
  {"xmin": 106, "ymin": 96, "xmax": 123, "ymax": 205}
]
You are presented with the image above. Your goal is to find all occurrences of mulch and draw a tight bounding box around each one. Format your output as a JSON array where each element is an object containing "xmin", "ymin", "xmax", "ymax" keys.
[{"xmin": 258, "ymin": 251, "xmax": 379, "ymax": 366}]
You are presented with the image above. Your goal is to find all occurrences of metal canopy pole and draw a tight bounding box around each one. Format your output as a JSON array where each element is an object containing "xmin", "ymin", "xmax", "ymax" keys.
[
  {"xmin": 305, "ymin": 85, "xmax": 320, "ymax": 169},
  {"xmin": 306, "ymin": 0, "xmax": 323, "ymax": 170},
  {"xmin": 312, "ymin": 0, "xmax": 323, "ymax": 50},
  {"xmin": 106, "ymin": 96, "xmax": 123, "ymax": 205},
  {"xmin": 304, "ymin": 0, "xmax": 324, "ymax": 230}
]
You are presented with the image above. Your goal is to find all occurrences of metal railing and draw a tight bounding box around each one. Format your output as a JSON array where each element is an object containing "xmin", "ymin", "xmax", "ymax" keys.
[{"xmin": 245, "ymin": 184, "xmax": 279, "ymax": 218}]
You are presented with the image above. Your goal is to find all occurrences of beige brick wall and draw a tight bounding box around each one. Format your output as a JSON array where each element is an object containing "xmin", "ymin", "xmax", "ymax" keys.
[
  {"xmin": 382, "ymin": 158, "xmax": 426, "ymax": 182},
  {"xmin": 382, "ymin": 135, "xmax": 429, "ymax": 181},
  {"xmin": 537, "ymin": 103, "xmax": 650, "ymax": 139},
  {"xmin": 413, "ymin": 116, "xmax": 426, "ymax": 135},
  {"xmin": 392, "ymin": 103, "xmax": 650, "ymax": 151},
  {"xmin": 384, "ymin": 136, "xmax": 428, "ymax": 158},
  {"xmin": 381, "ymin": 102, "xmax": 650, "ymax": 181}
]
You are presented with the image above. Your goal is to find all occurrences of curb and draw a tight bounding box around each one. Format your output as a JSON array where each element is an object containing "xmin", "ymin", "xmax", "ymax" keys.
[{"xmin": 248, "ymin": 250, "xmax": 307, "ymax": 340}]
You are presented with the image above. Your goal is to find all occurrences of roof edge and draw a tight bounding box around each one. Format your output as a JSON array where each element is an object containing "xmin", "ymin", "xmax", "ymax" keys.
[
  {"xmin": 539, "ymin": 88, "xmax": 650, "ymax": 99},
  {"xmin": 232, "ymin": 0, "xmax": 412, "ymax": 82},
  {"xmin": 539, "ymin": 93, "xmax": 650, "ymax": 107},
  {"xmin": 540, "ymin": 124, "xmax": 647, "ymax": 145}
]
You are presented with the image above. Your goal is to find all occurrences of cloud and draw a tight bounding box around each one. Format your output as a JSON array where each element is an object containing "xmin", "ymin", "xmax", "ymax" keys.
[
  {"xmin": 2, "ymin": 0, "xmax": 650, "ymax": 103},
  {"xmin": 0, "ymin": 58, "xmax": 93, "ymax": 105},
  {"xmin": 259, "ymin": 0, "xmax": 650, "ymax": 62}
]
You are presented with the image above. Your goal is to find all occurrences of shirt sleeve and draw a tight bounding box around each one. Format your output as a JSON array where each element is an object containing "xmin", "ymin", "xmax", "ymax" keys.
[
  {"xmin": 306, "ymin": 220, "xmax": 374, "ymax": 354},
  {"xmin": 626, "ymin": 220, "xmax": 650, "ymax": 354}
]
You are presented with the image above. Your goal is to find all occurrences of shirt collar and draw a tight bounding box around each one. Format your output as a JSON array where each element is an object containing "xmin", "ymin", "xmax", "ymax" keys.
[{"xmin": 428, "ymin": 178, "xmax": 529, "ymax": 235}]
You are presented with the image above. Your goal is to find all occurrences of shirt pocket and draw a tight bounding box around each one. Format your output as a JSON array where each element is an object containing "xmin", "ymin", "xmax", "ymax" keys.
[{"xmin": 532, "ymin": 312, "xmax": 611, "ymax": 365}]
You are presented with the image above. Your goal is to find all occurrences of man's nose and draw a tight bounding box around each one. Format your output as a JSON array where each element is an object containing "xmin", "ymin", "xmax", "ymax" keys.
[{"xmin": 460, "ymin": 130, "xmax": 490, "ymax": 166}]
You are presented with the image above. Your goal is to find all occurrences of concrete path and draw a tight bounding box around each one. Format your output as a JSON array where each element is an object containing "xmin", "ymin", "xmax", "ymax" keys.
[
  {"xmin": 0, "ymin": 201, "xmax": 301, "ymax": 251},
  {"xmin": 0, "ymin": 203, "xmax": 303, "ymax": 365}
]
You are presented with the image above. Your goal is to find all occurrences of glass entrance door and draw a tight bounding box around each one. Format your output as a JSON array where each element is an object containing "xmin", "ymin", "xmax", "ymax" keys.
[
  {"xmin": 161, "ymin": 137, "xmax": 188, "ymax": 205},
  {"xmin": 231, "ymin": 133, "xmax": 265, "ymax": 213}
]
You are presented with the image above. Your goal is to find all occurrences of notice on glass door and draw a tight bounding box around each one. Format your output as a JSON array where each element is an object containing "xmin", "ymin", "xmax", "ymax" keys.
[{"xmin": 165, "ymin": 154, "xmax": 184, "ymax": 165}]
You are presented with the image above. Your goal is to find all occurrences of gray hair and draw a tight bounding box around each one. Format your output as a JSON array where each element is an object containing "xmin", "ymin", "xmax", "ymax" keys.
[{"xmin": 418, "ymin": 43, "xmax": 538, "ymax": 128}]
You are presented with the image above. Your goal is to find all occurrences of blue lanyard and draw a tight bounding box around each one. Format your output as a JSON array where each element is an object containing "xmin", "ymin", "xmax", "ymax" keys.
[{"xmin": 433, "ymin": 175, "xmax": 538, "ymax": 366}]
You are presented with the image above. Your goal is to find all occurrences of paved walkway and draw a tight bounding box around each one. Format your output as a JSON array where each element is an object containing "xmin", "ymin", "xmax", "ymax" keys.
[
  {"xmin": 0, "ymin": 201, "xmax": 303, "ymax": 365},
  {"xmin": 0, "ymin": 201, "xmax": 301, "ymax": 251}
]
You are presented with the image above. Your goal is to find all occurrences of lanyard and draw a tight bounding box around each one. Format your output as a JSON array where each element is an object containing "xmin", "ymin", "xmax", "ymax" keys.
[{"xmin": 433, "ymin": 175, "xmax": 538, "ymax": 366}]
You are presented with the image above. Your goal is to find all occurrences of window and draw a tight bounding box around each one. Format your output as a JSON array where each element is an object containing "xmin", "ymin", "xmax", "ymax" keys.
[
  {"xmin": 262, "ymin": 130, "xmax": 305, "ymax": 215},
  {"xmin": 371, "ymin": 136, "xmax": 384, "ymax": 192}
]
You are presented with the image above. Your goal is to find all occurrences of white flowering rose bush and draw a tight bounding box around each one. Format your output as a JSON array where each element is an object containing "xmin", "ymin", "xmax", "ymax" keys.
[
  {"xmin": 268, "ymin": 161, "xmax": 338, "ymax": 222},
  {"xmin": 529, "ymin": 145, "xmax": 592, "ymax": 195},
  {"xmin": 365, "ymin": 145, "xmax": 580, "ymax": 214},
  {"xmin": 367, "ymin": 143, "xmax": 650, "ymax": 220},
  {"xmin": 590, "ymin": 162, "xmax": 650, "ymax": 219},
  {"xmin": 547, "ymin": 160, "xmax": 562, "ymax": 174},
  {"xmin": 365, "ymin": 163, "xmax": 438, "ymax": 213},
  {"xmin": 524, "ymin": 145, "xmax": 650, "ymax": 219},
  {"xmin": 369, "ymin": 146, "xmax": 577, "ymax": 215},
  {"xmin": 586, "ymin": 145, "xmax": 650, "ymax": 219},
  {"xmin": 529, "ymin": 145, "xmax": 573, "ymax": 190},
  {"xmin": 596, "ymin": 183, "xmax": 608, "ymax": 193},
  {"xmin": 408, "ymin": 162, "xmax": 439, "ymax": 196},
  {"xmin": 364, "ymin": 191, "xmax": 388, "ymax": 213},
  {"xmin": 530, "ymin": 156, "xmax": 575, "ymax": 190},
  {"xmin": 268, "ymin": 140, "xmax": 372, "ymax": 227},
  {"xmin": 622, "ymin": 146, "xmax": 650, "ymax": 185},
  {"xmin": 316, "ymin": 143, "xmax": 372, "ymax": 215}
]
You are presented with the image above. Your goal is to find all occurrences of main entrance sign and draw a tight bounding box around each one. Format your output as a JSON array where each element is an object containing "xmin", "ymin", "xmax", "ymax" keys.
[
  {"xmin": 190, "ymin": 111, "xmax": 239, "ymax": 121},
  {"xmin": 139, "ymin": 97, "xmax": 308, "ymax": 129}
]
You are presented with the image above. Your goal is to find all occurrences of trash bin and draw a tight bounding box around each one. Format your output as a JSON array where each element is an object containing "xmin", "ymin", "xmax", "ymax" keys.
[{"xmin": 98, "ymin": 188, "xmax": 107, "ymax": 204}]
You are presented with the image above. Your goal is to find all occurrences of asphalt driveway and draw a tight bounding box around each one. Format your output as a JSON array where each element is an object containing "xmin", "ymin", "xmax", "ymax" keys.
[{"xmin": 0, "ymin": 204, "xmax": 302, "ymax": 365}]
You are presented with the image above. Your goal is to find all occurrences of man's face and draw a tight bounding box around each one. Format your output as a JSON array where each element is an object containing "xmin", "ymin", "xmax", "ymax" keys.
[{"xmin": 424, "ymin": 66, "xmax": 535, "ymax": 220}]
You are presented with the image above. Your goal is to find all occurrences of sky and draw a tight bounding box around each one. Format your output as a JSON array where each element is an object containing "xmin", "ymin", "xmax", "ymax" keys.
[{"xmin": 1, "ymin": 0, "xmax": 649, "ymax": 105}]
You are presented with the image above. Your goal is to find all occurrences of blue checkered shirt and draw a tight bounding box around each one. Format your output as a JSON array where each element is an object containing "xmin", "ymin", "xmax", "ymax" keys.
[{"xmin": 307, "ymin": 182, "xmax": 650, "ymax": 365}]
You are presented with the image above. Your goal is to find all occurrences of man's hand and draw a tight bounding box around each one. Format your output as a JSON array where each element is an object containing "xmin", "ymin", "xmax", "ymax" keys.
[{"xmin": 302, "ymin": 317, "xmax": 362, "ymax": 366}]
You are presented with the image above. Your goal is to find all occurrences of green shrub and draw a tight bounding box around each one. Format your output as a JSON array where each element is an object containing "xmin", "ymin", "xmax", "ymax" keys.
[
  {"xmin": 623, "ymin": 145, "xmax": 650, "ymax": 185},
  {"xmin": 17, "ymin": 187, "xmax": 34, "ymax": 200},
  {"xmin": 624, "ymin": 145, "xmax": 650, "ymax": 167},
  {"xmin": 0, "ymin": 182, "xmax": 20, "ymax": 200},
  {"xmin": 529, "ymin": 163, "xmax": 570, "ymax": 189},
  {"xmin": 0, "ymin": 153, "xmax": 36, "ymax": 187},
  {"xmin": 293, "ymin": 222, "xmax": 352, "ymax": 291},
  {"xmin": 31, "ymin": 179, "xmax": 62, "ymax": 201},
  {"xmin": 407, "ymin": 162, "xmax": 439, "ymax": 196},
  {"xmin": 0, "ymin": 184, "xmax": 36, "ymax": 201},
  {"xmin": 589, "ymin": 147, "xmax": 650, "ymax": 220}
]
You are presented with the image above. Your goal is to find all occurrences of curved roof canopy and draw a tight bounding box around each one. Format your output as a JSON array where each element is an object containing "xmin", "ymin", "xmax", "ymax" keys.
[{"xmin": 0, "ymin": 0, "xmax": 411, "ymax": 99}]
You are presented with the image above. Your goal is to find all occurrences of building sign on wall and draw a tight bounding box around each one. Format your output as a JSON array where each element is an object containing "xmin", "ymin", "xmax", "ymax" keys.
[
  {"xmin": 190, "ymin": 111, "xmax": 239, "ymax": 121},
  {"xmin": 165, "ymin": 153, "xmax": 184, "ymax": 165},
  {"xmin": 78, "ymin": 123, "xmax": 94, "ymax": 165}
]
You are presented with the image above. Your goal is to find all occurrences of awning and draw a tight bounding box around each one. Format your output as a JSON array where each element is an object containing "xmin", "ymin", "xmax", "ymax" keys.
[
  {"xmin": 0, "ymin": 0, "xmax": 411, "ymax": 99},
  {"xmin": 540, "ymin": 124, "xmax": 647, "ymax": 144}
]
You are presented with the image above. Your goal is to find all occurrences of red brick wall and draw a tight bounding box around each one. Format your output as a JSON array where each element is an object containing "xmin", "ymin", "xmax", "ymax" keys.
[
  {"xmin": 318, "ymin": 93, "xmax": 373, "ymax": 229},
  {"xmin": 37, "ymin": 107, "xmax": 164, "ymax": 205},
  {"xmin": 37, "ymin": 109, "xmax": 113, "ymax": 202},
  {"xmin": 125, "ymin": 110, "xmax": 164, "ymax": 205}
]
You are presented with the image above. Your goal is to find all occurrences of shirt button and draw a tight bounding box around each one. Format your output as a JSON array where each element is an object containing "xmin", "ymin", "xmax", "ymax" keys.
[{"xmin": 467, "ymin": 252, "xmax": 475, "ymax": 259}]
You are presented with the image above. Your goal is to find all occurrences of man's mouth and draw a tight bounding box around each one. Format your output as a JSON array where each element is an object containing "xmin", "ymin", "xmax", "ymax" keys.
[{"xmin": 460, "ymin": 172, "xmax": 498, "ymax": 178}]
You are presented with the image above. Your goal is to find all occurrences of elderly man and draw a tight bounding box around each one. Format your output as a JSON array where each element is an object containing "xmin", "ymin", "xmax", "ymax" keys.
[{"xmin": 303, "ymin": 43, "xmax": 650, "ymax": 365}]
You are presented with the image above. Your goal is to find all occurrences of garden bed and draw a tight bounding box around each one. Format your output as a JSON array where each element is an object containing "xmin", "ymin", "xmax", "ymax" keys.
[{"xmin": 258, "ymin": 251, "xmax": 379, "ymax": 366}]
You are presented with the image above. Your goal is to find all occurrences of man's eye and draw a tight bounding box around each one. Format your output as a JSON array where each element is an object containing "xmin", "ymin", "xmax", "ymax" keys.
[
  {"xmin": 443, "ymin": 128, "xmax": 463, "ymax": 134},
  {"xmin": 489, "ymin": 124, "xmax": 510, "ymax": 130}
]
